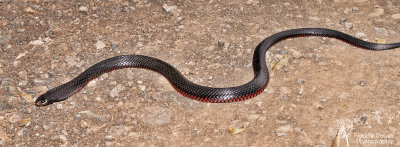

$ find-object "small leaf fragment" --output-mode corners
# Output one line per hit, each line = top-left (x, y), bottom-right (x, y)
(227, 127), (247, 134)
(331, 130), (340, 147)
(19, 119), (31, 127)
(373, 38), (386, 44)
(25, 7), (36, 14)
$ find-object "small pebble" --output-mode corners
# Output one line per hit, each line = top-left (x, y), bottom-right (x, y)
(56, 104), (63, 109)
(308, 16), (320, 21)
(291, 50), (303, 59)
(162, 4), (181, 17)
(373, 27), (388, 36)
(109, 126), (132, 137)
(392, 14), (400, 19)
(360, 81), (366, 86)
(50, 136), (60, 141)
(18, 80), (27, 87)
(344, 22), (353, 29)
(17, 129), (24, 137)
(360, 116), (367, 124)
(17, 29), (25, 33)
(204, 46), (215, 51)
(314, 102), (323, 110)
(298, 86), (304, 95)
(247, 114), (260, 121)
(0, 35), (11, 44)
(65, 56), (77, 67)
(59, 135), (67, 142)
(279, 50), (288, 54)
(343, 8), (350, 14)
(204, 137), (211, 142)
(80, 121), (89, 128)
(43, 37), (52, 42)
(277, 132), (287, 137)
(394, 81), (400, 88)
(276, 120), (287, 124)
(355, 32), (366, 39)
(388, 126), (396, 132)
(25, 7), (36, 14)
(217, 40), (224, 47)
(276, 125), (292, 133)
(8, 114), (22, 123)
(294, 127), (302, 133)
(74, 114), (82, 119)
(16, 51), (27, 60)
(78, 6), (88, 14)
(29, 39), (44, 46)
(18, 71), (27, 78)
(111, 41), (119, 48)
(42, 125), (50, 130)
(255, 101), (262, 107)
(162, 4), (176, 13)
(297, 79), (305, 84)
(117, 102), (123, 107)
(378, 69), (385, 74)
(104, 135), (114, 141)
(339, 18), (347, 24)
(138, 85), (146, 91)
(368, 8), (384, 17)
(94, 41), (106, 50)
(109, 84), (126, 98)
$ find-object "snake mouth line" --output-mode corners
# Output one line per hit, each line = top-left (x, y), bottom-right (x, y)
(35, 101), (43, 107)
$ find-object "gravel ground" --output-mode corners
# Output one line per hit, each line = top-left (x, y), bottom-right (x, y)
(1, 0), (400, 146)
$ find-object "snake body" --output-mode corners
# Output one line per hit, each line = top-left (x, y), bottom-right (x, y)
(35, 28), (400, 106)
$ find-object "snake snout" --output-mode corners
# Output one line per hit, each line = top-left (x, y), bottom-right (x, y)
(35, 97), (49, 107)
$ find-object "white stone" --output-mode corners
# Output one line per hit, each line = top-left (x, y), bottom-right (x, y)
(94, 41), (106, 50)
(29, 39), (44, 46)
(78, 6), (88, 13)
(392, 14), (400, 19)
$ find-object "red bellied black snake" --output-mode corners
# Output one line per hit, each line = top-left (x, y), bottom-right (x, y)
(35, 28), (400, 106)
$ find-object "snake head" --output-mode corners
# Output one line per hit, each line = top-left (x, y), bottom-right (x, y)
(35, 94), (54, 107)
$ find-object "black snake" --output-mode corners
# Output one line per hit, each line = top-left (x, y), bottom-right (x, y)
(35, 28), (400, 106)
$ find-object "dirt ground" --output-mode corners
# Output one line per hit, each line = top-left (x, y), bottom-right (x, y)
(1, 0), (400, 146)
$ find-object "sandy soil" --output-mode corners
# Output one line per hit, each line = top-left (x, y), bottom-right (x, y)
(1, 0), (400, 146)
